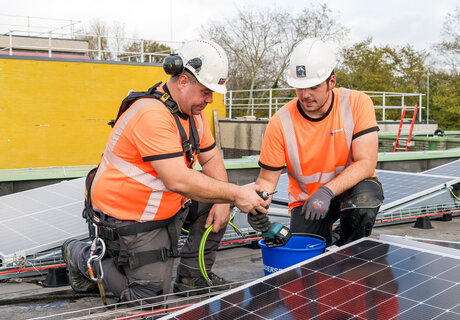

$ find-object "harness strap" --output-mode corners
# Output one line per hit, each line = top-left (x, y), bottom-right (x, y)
(116, 214), (176, 236)
(126, 211), (180, 269)
(162, 84), (200, 166)
(189, 115), (200, 155)
(128, 248), (174, 269)
(87, 204), (188, 269)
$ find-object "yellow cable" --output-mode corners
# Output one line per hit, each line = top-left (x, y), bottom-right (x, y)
(451, 189), (460, 201)
(229, 221), (242, 235)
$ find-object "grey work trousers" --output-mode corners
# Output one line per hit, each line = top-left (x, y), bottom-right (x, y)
(290, 177), (384, 247)
(71, 201), (225, 302)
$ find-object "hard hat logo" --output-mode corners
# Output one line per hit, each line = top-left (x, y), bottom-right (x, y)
(296, 66), (306, 78)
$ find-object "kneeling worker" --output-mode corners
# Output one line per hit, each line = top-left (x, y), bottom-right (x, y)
(251, 38), (384, 246)
(62, 39), (267, 302)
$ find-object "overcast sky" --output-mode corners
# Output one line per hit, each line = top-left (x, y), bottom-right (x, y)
(1, 0), (458, 51)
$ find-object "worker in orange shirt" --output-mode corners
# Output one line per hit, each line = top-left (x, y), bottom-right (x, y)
(62, 39), (267, 303)
(250, 38), (384, 247)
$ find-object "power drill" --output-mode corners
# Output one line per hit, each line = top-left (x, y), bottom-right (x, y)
(256, 191), (292, 248)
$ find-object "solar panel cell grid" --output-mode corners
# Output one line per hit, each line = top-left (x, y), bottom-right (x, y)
(167, 239), (460, 320)
(0, 178), (86, 258)
(271, 169), (457, 210)
(422, 159), (460, 177)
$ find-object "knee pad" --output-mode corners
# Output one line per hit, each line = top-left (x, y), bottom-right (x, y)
(339, 207), (379, 245)
(340, 178), (384, 211)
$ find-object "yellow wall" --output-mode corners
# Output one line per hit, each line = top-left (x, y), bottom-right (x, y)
(0, 57), (226, 169)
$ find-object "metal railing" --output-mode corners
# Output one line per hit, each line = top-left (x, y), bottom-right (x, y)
(0, 29), (182, 62)
(226, 88), (426, 122)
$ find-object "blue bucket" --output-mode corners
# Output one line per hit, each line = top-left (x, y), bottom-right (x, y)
(259, 234), (326, 275)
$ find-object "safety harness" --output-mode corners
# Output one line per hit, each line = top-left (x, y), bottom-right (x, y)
(82, 82), (199, 270)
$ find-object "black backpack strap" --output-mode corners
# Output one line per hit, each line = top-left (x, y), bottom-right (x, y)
(108, 82), (164, 127)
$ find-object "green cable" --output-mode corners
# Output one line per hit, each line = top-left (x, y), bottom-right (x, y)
(451, 188), (460, 201)
(198, 207), (243, 285)
(199, 224), (214, 285)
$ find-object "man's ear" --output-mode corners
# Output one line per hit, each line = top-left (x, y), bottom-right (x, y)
(177, 73), (190, 90)
(328, 74), (336, 90)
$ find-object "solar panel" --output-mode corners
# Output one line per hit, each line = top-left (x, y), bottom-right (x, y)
(422, 159), (460, 177)
(0, 178), (87, 261)
(272, 170), (459, 211)
(380, 235), (460, 256)
(375, 170), (458, 210)
(164, 238), (460, 319)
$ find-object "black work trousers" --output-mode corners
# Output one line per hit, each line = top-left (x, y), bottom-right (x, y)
(71, 201), (225, 303)
(290, 177), (384, 247)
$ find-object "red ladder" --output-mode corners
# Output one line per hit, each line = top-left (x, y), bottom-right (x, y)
(394, 104), (418, 152)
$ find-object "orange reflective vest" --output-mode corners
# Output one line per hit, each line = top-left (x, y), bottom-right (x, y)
(259, 88), (379, 210)
(91, 97), (214, 222)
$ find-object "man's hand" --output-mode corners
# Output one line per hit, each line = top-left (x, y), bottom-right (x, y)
(205, 203), (230, 232)
(247, 212), (271, 232)
(301, 186), (335, 220)
(234, 184), (268, 215)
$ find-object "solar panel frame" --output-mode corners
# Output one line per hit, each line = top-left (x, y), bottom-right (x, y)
(376, 170), (460, 211)
(380, 234), (460, 257)
(0, 178), (87, 261)
(163, 237), (460, 320)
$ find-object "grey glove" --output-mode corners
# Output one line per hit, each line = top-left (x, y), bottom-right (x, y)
(301, 186), (335, 220)
(248, 212), (271, 232)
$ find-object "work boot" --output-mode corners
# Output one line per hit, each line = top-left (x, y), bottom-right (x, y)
(173, 273), (232, 296)
(62, 239), (97, 293)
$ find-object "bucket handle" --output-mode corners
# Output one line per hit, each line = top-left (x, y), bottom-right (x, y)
(291, 233), (326, 248)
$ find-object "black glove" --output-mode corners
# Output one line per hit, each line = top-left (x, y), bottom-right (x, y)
(301, 186), (335, 220)
(247, 213), (271, 232)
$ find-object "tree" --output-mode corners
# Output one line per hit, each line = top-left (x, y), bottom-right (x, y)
(76, 18), (112, 60)
(433, 5), (460, 71)
(202, 3), (348, 92)
(111, 21), (128, 59)
(201, 3), (348, 118)
(429, 6), (459, 130)
(336, 39), (395, 92)
(120, 40), (171, 63)
(429, 71), (460, 130)
(336, 39), (430, 121)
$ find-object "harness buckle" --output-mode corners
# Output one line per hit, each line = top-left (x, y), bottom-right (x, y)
(160, 247), (172, 261)
(160, 93), (170, 102)
(182, 198), (192, 208)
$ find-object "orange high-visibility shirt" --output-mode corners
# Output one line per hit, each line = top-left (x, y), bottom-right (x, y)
(92, 98), (215, 221)
(259, 87), (379, 210)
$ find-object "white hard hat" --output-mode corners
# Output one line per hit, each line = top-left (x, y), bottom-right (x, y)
(286, 38), (337, 89)
(177, 39), (229, 94)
